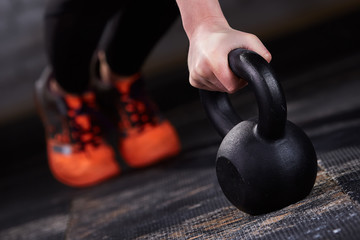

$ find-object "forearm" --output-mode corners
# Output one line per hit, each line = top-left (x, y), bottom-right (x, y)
(176, 0), (230, 39)
(176, 0), (271, 92)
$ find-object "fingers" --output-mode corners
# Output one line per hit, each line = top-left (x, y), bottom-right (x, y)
(210, 52), (247, 93)
(188, 52), (249, 93)
(242, 33), (272, 63)
(189, 66), (247, 93)
(189, 63), (228, 92)
(187, 29), (271, 93)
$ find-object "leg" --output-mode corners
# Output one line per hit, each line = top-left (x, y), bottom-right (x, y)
(37, 0), (181, 187)
(103, 0), (180, 76)
(96, 0), (181, 167)
(37, 0), (130, 187)
(44, 0), (126, 93)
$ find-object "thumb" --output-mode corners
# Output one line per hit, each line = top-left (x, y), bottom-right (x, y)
(242, 34), (272, 63)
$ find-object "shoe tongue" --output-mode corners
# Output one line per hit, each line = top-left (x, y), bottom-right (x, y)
(113, 74), (140, 94)
(65, 92), (95, 109)
(65, 95), (82, 109)
(82, 92), (96, 103)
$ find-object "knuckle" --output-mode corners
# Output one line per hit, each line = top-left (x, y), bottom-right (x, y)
(227, 86), (238, 94)
(189, 75), (202, 88)
(225, 78), (248, 94)
(244, 33), (260, 44)
(189, 76), (196, 87)
(193, 64), (209, 80)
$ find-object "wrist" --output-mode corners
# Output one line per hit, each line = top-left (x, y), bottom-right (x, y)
(187, 16), (230, 40)
(176, 0), (229, 39)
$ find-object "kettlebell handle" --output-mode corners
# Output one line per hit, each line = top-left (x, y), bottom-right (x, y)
(200, 49), (287, 140)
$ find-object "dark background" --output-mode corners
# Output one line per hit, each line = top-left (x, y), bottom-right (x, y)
(1, 1), (360, 238)
(1, 0), (360, 192)
(1, 0), (360, 174)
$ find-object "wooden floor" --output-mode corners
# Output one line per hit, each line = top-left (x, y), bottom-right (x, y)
(1, 50), (360, 240)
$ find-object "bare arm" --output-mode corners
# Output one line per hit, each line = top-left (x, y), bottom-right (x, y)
(176, 0), (271, 93)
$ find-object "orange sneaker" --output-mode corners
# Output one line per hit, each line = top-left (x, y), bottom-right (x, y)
(94, 72), (181, 168)
(35, 68), (121, 187)
(115, 75), (181, 167)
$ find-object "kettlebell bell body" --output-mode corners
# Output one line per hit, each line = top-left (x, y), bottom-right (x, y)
(217, 120), (317, 215)
(200, 49), (317, 215)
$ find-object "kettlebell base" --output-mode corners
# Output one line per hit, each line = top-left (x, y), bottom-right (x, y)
(216, 156), (314, 215)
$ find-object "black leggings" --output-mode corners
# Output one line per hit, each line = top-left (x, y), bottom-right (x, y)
(44, 0), (179, 94)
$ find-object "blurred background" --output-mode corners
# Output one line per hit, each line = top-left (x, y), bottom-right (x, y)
(1, 0), (360, 123)
(1, 0), (360, 238)
(1, 0), (360, 185)
(1, 0), (360, 188)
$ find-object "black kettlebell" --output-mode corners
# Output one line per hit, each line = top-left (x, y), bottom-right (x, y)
(200, 49), (317, 215)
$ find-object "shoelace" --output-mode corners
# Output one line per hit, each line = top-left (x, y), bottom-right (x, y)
(121, 96), (155, 128)
(62, 94), (102, 151)
(116, 80), (158, 134)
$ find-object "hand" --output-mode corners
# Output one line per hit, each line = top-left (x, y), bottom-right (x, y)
(187, 20), (272, 93)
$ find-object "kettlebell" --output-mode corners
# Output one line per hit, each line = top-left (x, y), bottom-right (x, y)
(200, 49), (317, 215)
